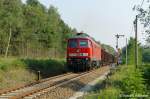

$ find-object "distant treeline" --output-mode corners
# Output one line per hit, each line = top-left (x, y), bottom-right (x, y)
(0, 0), (76, 58)
(121, 37), (150, 64)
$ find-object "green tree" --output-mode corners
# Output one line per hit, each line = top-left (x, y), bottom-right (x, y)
(0, 0), (75, 58)
(136, 4), (150, 44)
(0, 0), (23, 56)
(23, 0), (47, 41)
(122, 37), (142, 65)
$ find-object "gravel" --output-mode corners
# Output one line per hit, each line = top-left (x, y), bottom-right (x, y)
(34, 66), (110, 99)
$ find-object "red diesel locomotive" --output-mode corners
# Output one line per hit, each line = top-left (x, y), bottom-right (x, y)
(67, 33), (115, 72)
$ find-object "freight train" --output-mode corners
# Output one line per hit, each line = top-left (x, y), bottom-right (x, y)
(67, 33), (116, 72)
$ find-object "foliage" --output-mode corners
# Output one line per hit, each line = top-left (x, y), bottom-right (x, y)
(112, 66), (145, 94)
(97, 87), (120, 99)
(21, 58), (67, 78)
(84, 87), (120, 99)
(85, 65), (148, 99)
(0, 0), (75, 58)
(135, 2), (150, 44)
(122, 37), (142, 65)
(142, 47), (150, 63)
(140, 64), (150, 91)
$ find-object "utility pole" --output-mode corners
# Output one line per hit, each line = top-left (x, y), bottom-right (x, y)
(126, 38), (128, 66)
(134, 15), (138, 69)
(115, 34), (124, 65)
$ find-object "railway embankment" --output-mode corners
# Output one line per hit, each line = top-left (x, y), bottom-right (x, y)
(0, 58), (67, 89)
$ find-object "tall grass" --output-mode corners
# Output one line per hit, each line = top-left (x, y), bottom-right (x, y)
(0, 58), (67, 89)
(0, 58), (37, 89)
(109, 65), (146, 95)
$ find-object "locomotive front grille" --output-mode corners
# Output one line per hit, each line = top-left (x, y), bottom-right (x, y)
(67, 58), (89, 65)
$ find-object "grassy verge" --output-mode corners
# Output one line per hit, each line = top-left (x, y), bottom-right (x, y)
(84, 65), (150, 99)
(0, 58), (67, 89)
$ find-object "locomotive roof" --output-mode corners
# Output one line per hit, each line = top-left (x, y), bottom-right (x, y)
(69, 33), (96, 42)
(69, 33), (115, 56)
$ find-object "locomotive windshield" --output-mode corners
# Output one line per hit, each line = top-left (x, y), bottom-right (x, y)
(68, 39), (77, 48)
(79, 40), (88, 47)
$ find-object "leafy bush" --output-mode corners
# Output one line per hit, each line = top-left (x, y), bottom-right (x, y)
(111, 65), (146, 95)
(141, 64), (150, 92)
(86, 65), (147, 99)
(21, 58), (67, 78)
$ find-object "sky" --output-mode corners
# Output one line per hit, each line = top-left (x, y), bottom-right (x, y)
(22, 0), (146, 49)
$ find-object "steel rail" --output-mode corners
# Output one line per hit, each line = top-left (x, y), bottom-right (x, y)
(0, 73), (73, 98)
(19, 70), (97, 99)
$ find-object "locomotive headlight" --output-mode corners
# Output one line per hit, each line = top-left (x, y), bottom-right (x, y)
(69, 53), (77, 56)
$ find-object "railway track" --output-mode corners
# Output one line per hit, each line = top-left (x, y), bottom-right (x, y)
(0, 73), (72, 95)
(0, 69), (99, 99)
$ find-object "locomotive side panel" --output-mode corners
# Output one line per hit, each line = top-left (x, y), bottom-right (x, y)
(90, 40), (101, 68)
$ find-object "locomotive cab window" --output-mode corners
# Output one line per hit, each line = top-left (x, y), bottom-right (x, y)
(79, 40), (88, 47)
(68, 39), (77, 48)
